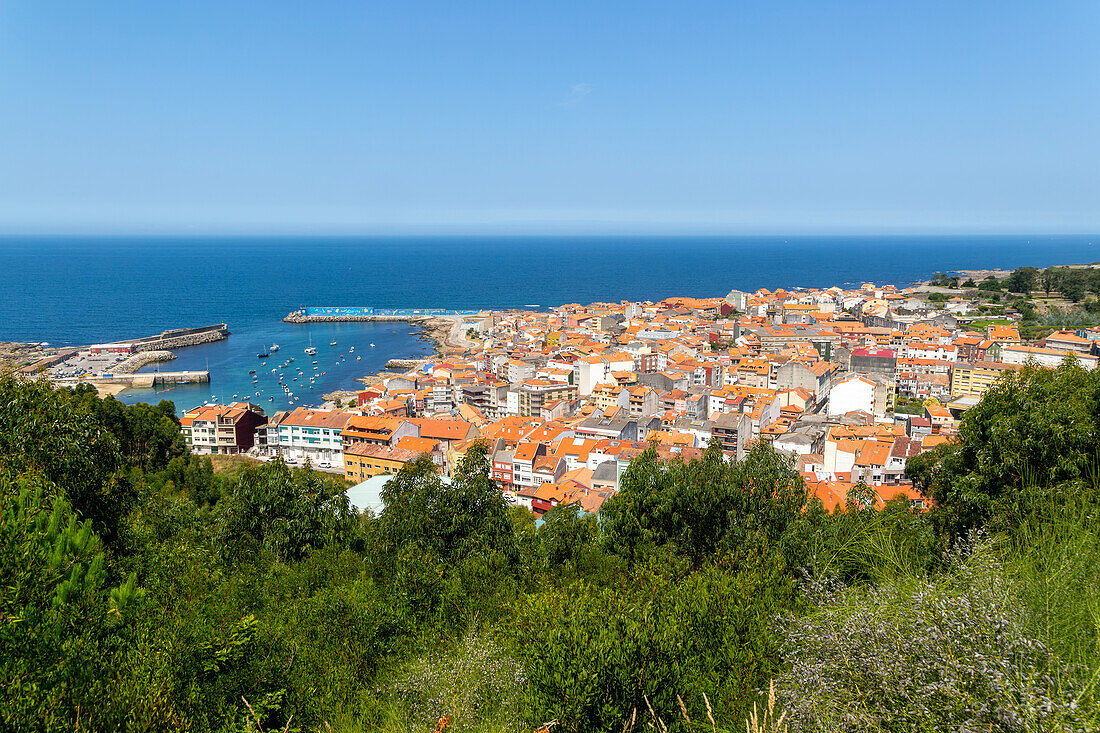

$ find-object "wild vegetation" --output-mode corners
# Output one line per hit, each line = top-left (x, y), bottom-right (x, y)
(929, 264), (1100, 339)
(1, 365), (1099, 732)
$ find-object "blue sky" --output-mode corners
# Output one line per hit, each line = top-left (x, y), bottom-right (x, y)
(1, 1), (1097, 234)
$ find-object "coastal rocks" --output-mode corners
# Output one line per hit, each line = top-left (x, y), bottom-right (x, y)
(384, 358), (427, 370)
(0, 342), (73, 374)
(356, 371), (406, 386)
(115, 350), (176, 374)
(322, 389), (360, 406)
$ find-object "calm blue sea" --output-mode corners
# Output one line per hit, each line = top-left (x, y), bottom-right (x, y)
(6, 235), (1099, 411)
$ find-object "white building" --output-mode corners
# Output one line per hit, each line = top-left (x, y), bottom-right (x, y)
(1000, 345), (1098, 370)
(827, 374), (876, 416)
(271, 408), (352, 467)
(576, 355), (612, 395)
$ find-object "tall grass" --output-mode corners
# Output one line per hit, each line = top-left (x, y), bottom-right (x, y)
(806, 503), (936, 585)
(1003, 497), (1100, 702)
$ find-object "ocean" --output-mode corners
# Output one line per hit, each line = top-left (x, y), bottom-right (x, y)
(6, 234), (1099, 411)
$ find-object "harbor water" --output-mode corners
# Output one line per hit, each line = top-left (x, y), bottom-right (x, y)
(124, 320), (434, 413)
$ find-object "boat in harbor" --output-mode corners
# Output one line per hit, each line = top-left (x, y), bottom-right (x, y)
(305, 331), (317, 356)
(329, 340), (337, 346)
(270, 344), (280, 352)
(257, 346), (269, 358)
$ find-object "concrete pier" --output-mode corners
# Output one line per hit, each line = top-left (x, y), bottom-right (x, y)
(57, 371), (210, 390)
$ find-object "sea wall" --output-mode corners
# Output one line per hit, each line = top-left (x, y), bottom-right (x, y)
(284, 313), (428, 324)
(131, 324), (229, 352)
(284, 307), (479, 322)
(115, 350), (177, 374)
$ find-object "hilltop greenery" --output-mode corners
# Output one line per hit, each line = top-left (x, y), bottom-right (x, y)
(1, 368), (1099, 731)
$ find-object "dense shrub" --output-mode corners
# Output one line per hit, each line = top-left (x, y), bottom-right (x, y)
(515, 551), (796, 732)
(774, 536), (1094, 732)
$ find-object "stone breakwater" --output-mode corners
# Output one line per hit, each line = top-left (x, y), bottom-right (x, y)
(282, 312), (463, 355)
(130, 324), (229, 352)
(283, 312), (422, 324)
(385, 358), (427, 370)
(115, 350), (176, 374)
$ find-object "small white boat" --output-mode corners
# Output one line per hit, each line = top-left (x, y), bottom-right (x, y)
(270, 344), (280, 352)
(330, 340), (337, 346)
(370, 343), (375, 348)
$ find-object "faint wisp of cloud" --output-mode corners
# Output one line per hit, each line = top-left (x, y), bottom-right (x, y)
(560, 83), (593, 107)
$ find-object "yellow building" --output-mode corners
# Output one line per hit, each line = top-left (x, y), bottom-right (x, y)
(344, 443), (425, 482)
(949, 361), (1020, 398)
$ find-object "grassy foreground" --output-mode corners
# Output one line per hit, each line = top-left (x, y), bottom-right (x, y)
(1, 366), (1099, 731)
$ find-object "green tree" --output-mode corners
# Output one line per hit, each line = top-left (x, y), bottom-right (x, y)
(0, 375), (134, 546)
(1004, 266), (1039, 294)
(977, 275), (1001, 292)
(1061, 269), (1089, 302)
(0, 477), (150, 729)
(65, 385), (184, 472)
(1040, 267), (1057, 295)
(379, 442), (516, 562)
(536, 502), (599, 569)
(601, 440), (808, 568)
(910, 359), (1100, 534)
(215, 460), (354, 565)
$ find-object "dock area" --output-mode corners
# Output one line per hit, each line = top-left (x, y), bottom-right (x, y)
(57, 370), (210, 390)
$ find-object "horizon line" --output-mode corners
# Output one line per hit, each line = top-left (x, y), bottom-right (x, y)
(1, 229), (1099, 239)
